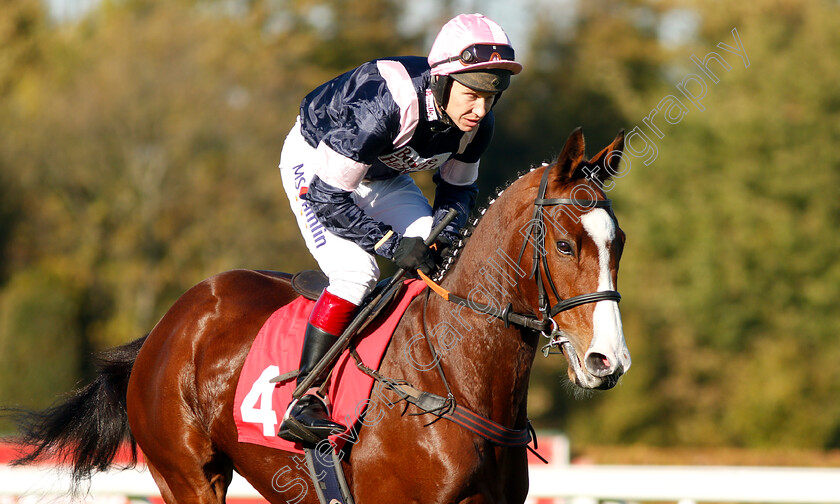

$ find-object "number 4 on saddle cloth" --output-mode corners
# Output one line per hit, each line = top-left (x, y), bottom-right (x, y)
(232, 270), (428, 454)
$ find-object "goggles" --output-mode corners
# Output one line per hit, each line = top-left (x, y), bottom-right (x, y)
(431, 43), (516, 69)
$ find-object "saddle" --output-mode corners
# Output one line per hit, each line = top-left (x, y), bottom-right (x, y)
(291, 269), (402, 313)
(290, 270), (329, 301)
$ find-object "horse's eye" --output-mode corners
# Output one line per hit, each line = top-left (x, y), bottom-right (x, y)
(556, 240), (574, 256)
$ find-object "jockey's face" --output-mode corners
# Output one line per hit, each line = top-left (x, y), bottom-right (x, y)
(444, 80), (496, 132)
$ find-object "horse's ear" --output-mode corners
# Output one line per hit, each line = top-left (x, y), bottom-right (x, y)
(556, 127), (586, 180)
(587, 129), (625, 181)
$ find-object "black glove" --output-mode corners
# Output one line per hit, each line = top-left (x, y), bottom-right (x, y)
(392, 236), (436, 275)
(429, 236), (454, 268)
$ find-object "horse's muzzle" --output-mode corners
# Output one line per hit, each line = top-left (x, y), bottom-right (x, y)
(561, 341), (625, 390)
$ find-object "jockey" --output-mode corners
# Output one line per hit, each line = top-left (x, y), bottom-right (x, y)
(277, 13), (522, 442)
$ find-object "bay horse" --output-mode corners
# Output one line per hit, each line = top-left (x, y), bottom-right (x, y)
(8, 128), (630, 503)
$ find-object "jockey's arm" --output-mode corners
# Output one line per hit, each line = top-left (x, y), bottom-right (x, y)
(303, 173), (401, 259)
(430, 113), (491, 245)
(432, 161), (479, 245)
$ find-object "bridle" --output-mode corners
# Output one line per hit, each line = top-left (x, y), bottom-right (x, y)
(421, 164), (621, 337)
(518, 164), (622, 328)
(379, 164), (623, 453)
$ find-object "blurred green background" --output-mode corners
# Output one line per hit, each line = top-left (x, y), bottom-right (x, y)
(1, 0), (839, 457)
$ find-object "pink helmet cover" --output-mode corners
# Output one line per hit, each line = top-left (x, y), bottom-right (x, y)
(428, 13), (523, 77)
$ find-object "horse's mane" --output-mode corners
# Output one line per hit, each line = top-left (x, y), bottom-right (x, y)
(432, 164), (548, 282)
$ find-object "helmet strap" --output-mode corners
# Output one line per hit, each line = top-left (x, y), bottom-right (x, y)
(490, 91), (503, 109)
(431, 76), (457, 128)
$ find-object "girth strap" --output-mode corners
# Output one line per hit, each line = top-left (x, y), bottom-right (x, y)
(448, 404), (533, 447)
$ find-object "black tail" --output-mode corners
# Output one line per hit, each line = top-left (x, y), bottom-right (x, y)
(5, 335), (147, 488)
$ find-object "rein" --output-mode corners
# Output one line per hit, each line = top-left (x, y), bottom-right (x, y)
(349, 166), (624, 463)
(350, 166), (623, 463)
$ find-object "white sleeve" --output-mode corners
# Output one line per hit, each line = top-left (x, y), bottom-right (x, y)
(313, 141), (371, 191)
(439, 158), (479, 186)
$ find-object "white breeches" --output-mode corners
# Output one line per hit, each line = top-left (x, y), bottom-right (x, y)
(279, 117), (433, 305)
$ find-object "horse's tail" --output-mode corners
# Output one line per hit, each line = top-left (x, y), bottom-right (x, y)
(6, 335), (147, 488)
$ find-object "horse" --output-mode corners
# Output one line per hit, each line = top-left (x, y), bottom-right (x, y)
(7, 128), (630, 504)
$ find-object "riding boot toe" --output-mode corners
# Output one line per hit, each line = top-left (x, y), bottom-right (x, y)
(278, 395), (346, 444)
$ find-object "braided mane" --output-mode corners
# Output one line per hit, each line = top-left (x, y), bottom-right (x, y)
(432, 164), (547, 282)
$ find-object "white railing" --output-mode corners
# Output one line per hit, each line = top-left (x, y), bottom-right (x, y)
(529, 465), (840, 504)
(3, 464), (840, 503)
(0, 465), (261, 499)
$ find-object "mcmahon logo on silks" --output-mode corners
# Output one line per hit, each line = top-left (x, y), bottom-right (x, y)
(300, 200), (327, 249)
(292, 164), (326, 249)
(378, 146), (450, 174)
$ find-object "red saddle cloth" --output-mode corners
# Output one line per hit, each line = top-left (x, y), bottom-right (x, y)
(233, 279), (427, 454)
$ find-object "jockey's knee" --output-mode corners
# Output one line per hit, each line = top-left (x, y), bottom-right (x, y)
(326, 266), (380, 306)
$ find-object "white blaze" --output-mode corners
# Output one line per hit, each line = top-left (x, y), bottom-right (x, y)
(580, 209), (631, 372)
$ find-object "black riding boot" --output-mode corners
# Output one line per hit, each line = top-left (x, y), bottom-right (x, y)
(278, 323), (347, 444)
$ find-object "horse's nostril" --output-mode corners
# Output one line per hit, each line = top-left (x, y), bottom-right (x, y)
(584, 352), (613, 377)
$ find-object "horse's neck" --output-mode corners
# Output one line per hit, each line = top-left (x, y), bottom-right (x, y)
(423, 294), (536, 424)
(421, 212), (539, 425)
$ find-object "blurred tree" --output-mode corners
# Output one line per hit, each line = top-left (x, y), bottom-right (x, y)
(480, 0), (670, 197)
(3, 0), (840, 451)
(0, 0), (49, 285)
(0, 0), (427, 420)
(544, 0), (840, 449)
(0, 269), (84, 413)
